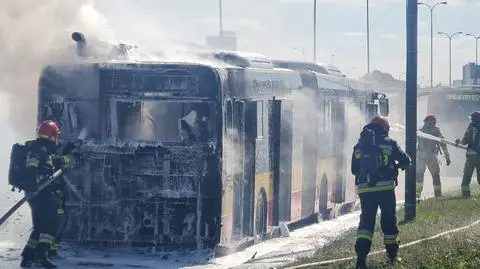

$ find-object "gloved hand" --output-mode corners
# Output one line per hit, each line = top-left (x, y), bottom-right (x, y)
(455, 139), (461, 145)
(52, 156), (66, 169)
(446, 156), (451, 166)
(62, 140), (82, 155)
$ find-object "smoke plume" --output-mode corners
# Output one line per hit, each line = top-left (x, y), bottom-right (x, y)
(0, 0), (114, 139)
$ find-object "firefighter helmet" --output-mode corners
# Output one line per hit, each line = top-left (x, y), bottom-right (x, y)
(37, 120), (61, 142)
(370, 115), (390, 132)
(424, 115), (436, 124)
(470, 111), (480, 122)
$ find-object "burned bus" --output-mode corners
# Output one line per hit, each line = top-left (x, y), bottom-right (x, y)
(36, 34), (389, 252)
(427, 86), (480, 176)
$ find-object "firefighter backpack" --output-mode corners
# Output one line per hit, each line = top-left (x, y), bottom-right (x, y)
(8, 142), (31, 191)
(357, 128), (382, 186)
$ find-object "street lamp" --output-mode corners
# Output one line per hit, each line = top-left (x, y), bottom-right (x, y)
(466, 33), (480, 85)
(437, 31), (463, 87)
(418, 1), (447, 88)
(313, 0), (317, 62)
(366, 0), (370, 74)
(218, 0), (224, 36)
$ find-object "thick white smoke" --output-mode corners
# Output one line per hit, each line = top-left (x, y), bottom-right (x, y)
(0, 0), (116, 244)
(0, 0), (114, 139)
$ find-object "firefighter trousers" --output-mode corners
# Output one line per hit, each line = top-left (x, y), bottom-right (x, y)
(355, 190), (399, 260)
(416, 154), (441, 198)
(461, 155), (480, 198)
(21, 193), (58, 261)
(50, 191), (68, 256)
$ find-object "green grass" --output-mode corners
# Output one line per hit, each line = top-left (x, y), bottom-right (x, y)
(288, 189), (480, 269)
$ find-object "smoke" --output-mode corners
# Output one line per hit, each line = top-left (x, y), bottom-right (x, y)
(284, 88), (367, 203)
(223, 128), (244, 179)
(0, 0), (114, 139)
(387, 92), (471, 197)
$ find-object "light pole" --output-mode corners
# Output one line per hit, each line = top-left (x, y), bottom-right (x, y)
(313, 0), (317, 62)
(366, 0), (370, 74)
(418, 1), (447, 88)
(466, 33), (480, 85)
(219, 0), (224, 36)
(438, 31), (463, 87)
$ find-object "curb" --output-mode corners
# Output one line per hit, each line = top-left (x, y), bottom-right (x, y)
(214, 200), (360, 258)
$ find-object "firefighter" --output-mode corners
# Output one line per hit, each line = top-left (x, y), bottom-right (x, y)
(456, 111), (480, 198)
(416, 115), (450, 198)
(351, 116), (411, 269)
(20, 120), (74, 268)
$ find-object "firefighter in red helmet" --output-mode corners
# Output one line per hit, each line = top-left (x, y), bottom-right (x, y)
(456, 111), (480, 198)
(416, 115), (450, 198)
(20, 120), (75, 268)
(351, 115), (411, 268)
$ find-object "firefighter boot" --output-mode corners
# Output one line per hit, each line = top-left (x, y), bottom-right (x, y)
(462, 188), (471, 199)
(386, 244), (399, 264)
(355, 239), (371, 269)
(432, 174), (442, 197)
(35, 243), (57, 268)
(355, 257), (367, 269)
(20, 247), (35, 268)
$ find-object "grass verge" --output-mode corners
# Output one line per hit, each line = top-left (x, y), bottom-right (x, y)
(288, 190), (480, 269)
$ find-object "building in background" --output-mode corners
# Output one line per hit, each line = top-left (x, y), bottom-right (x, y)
(462, 62), (480, 85)
(206, 31), (237, 51)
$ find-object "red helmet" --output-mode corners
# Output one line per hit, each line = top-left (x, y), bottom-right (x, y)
(424, 115), (436, 124)
(37, 120), (61, 142)
(370, 115), (390, 132)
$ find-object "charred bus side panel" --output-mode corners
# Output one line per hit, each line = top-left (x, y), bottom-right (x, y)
(37, 63), (223, 250)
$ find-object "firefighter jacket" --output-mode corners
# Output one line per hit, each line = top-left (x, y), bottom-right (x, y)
(24, 138), (74, 194)
(460, 122), (480, 155)
(351, 123), (411, 194)
(417, 125), (449, 158)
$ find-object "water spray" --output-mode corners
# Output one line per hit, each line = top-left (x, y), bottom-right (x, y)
(391, 123), (467, 150)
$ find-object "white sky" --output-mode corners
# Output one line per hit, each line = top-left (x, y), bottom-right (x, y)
(91, 0), (480, 85)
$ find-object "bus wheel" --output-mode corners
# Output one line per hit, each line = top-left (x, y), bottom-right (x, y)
(318, 173), (329, 221)
(255, 189), (267, 240)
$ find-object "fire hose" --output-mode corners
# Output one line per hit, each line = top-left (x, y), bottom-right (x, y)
(284, 212), (480, 269)
(0, 169), (63, 227)
(391, 123), (467, 150)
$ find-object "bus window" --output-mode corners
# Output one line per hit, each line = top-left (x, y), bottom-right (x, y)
(263, 101), (269, 138)
(257, 101), (263, 137)
(116, 100), (216, 142)
(324, 100), (332, 131)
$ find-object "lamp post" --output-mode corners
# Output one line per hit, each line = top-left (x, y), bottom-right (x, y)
(438, 31), (462, 87)
(418, 1), (447, 88)
(466, 34), (480, 85)
(219, 0), (224, 36)
(313, 0), (317, 62)
(366, 0), (370, 74)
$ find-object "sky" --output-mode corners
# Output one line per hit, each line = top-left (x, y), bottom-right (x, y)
(0, 0), (478, 138)
(91, 0), (480, 85)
